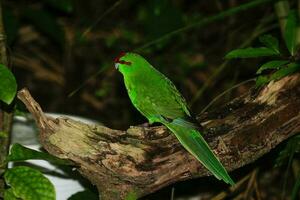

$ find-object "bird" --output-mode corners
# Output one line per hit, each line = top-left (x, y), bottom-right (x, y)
(114, 52), (234, 185)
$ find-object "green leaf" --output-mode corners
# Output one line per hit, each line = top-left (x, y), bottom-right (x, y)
(23, 9), (65, 46)
(42, 0), (73, 13)
(4, 166), (55, 200)
(256, 60), (289, 74)
(4, 188), (18, 200)
(256, 62), (300, 88)
(284, 10), (299, 56)
(0, 64), (17, 104)
(259, 34), (280, 54)
(68, 190), (98, 200)
(225, 47), (279, 59)
(7, 143), (71, 165)
(270, 62), (300, 81)
(255, 75), (269, 87)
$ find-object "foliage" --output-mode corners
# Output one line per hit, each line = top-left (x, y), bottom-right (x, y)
(225, 10), (300, 87)
(4, 188), (18, 200)
(256, 60), (289, 74)
(2, 143), (72, 200)
(0, 64), (17, 105)
(6, 143), (71, 165)
(0, 67), (69, 199)
(225, 47), (279, 58)
(4, 166), (55, 200)
(259, 34), (280, 53)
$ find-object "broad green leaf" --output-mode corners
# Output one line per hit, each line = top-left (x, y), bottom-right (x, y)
(225, 47), (279, 59)
(7, 143), (71, 165)
(284, 10), (298, 56)
(0, 64), (17, 104)
(256, 60), (289, 74)
(68, 190), (98, 200)
(4, 188), (18, 200)
(270, 62), (300, 81)
(42, 0), (73, 13)
(23, 9), (65, 45)
(255, 75), (269, 87)
(4, 166), (55, 200)
(259, 34), (280, 53)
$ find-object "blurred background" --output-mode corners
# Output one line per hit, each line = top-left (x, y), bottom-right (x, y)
(3, 0), (299, 199)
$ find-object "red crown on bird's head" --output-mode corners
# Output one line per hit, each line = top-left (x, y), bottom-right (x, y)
(114, 52), (131, 65)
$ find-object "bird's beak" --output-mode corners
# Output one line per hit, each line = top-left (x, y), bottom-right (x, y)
(115, 63), (119, 70)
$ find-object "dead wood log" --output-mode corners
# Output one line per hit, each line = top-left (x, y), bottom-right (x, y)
(17, 73), (300, 200)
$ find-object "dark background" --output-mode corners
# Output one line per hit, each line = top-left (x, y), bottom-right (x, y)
(3, 0), (298, 199)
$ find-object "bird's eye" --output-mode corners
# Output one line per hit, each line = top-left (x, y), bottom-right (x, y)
(117, 60), (132, 66)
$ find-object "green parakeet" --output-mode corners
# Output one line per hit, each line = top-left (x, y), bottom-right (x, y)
(115, 52), (234, 185)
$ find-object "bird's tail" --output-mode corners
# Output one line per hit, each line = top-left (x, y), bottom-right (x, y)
(164, 118), (234, 185)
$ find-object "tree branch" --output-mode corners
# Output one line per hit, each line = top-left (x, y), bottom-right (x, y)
(17, 73), (300, 200)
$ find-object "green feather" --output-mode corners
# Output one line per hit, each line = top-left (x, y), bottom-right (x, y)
(167, 118), (234, 185)
(115, 52), (234, 185)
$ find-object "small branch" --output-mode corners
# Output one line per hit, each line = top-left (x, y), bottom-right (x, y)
(17, 73), (300, 200)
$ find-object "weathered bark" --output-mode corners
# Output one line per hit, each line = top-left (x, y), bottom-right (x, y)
(17, 73), (300, 200)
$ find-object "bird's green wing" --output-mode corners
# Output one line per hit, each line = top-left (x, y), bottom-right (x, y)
(146, 68), (192, 120)
(164, 77), (191, 117)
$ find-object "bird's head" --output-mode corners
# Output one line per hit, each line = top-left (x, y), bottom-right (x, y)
(114, 52), (149, 75)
